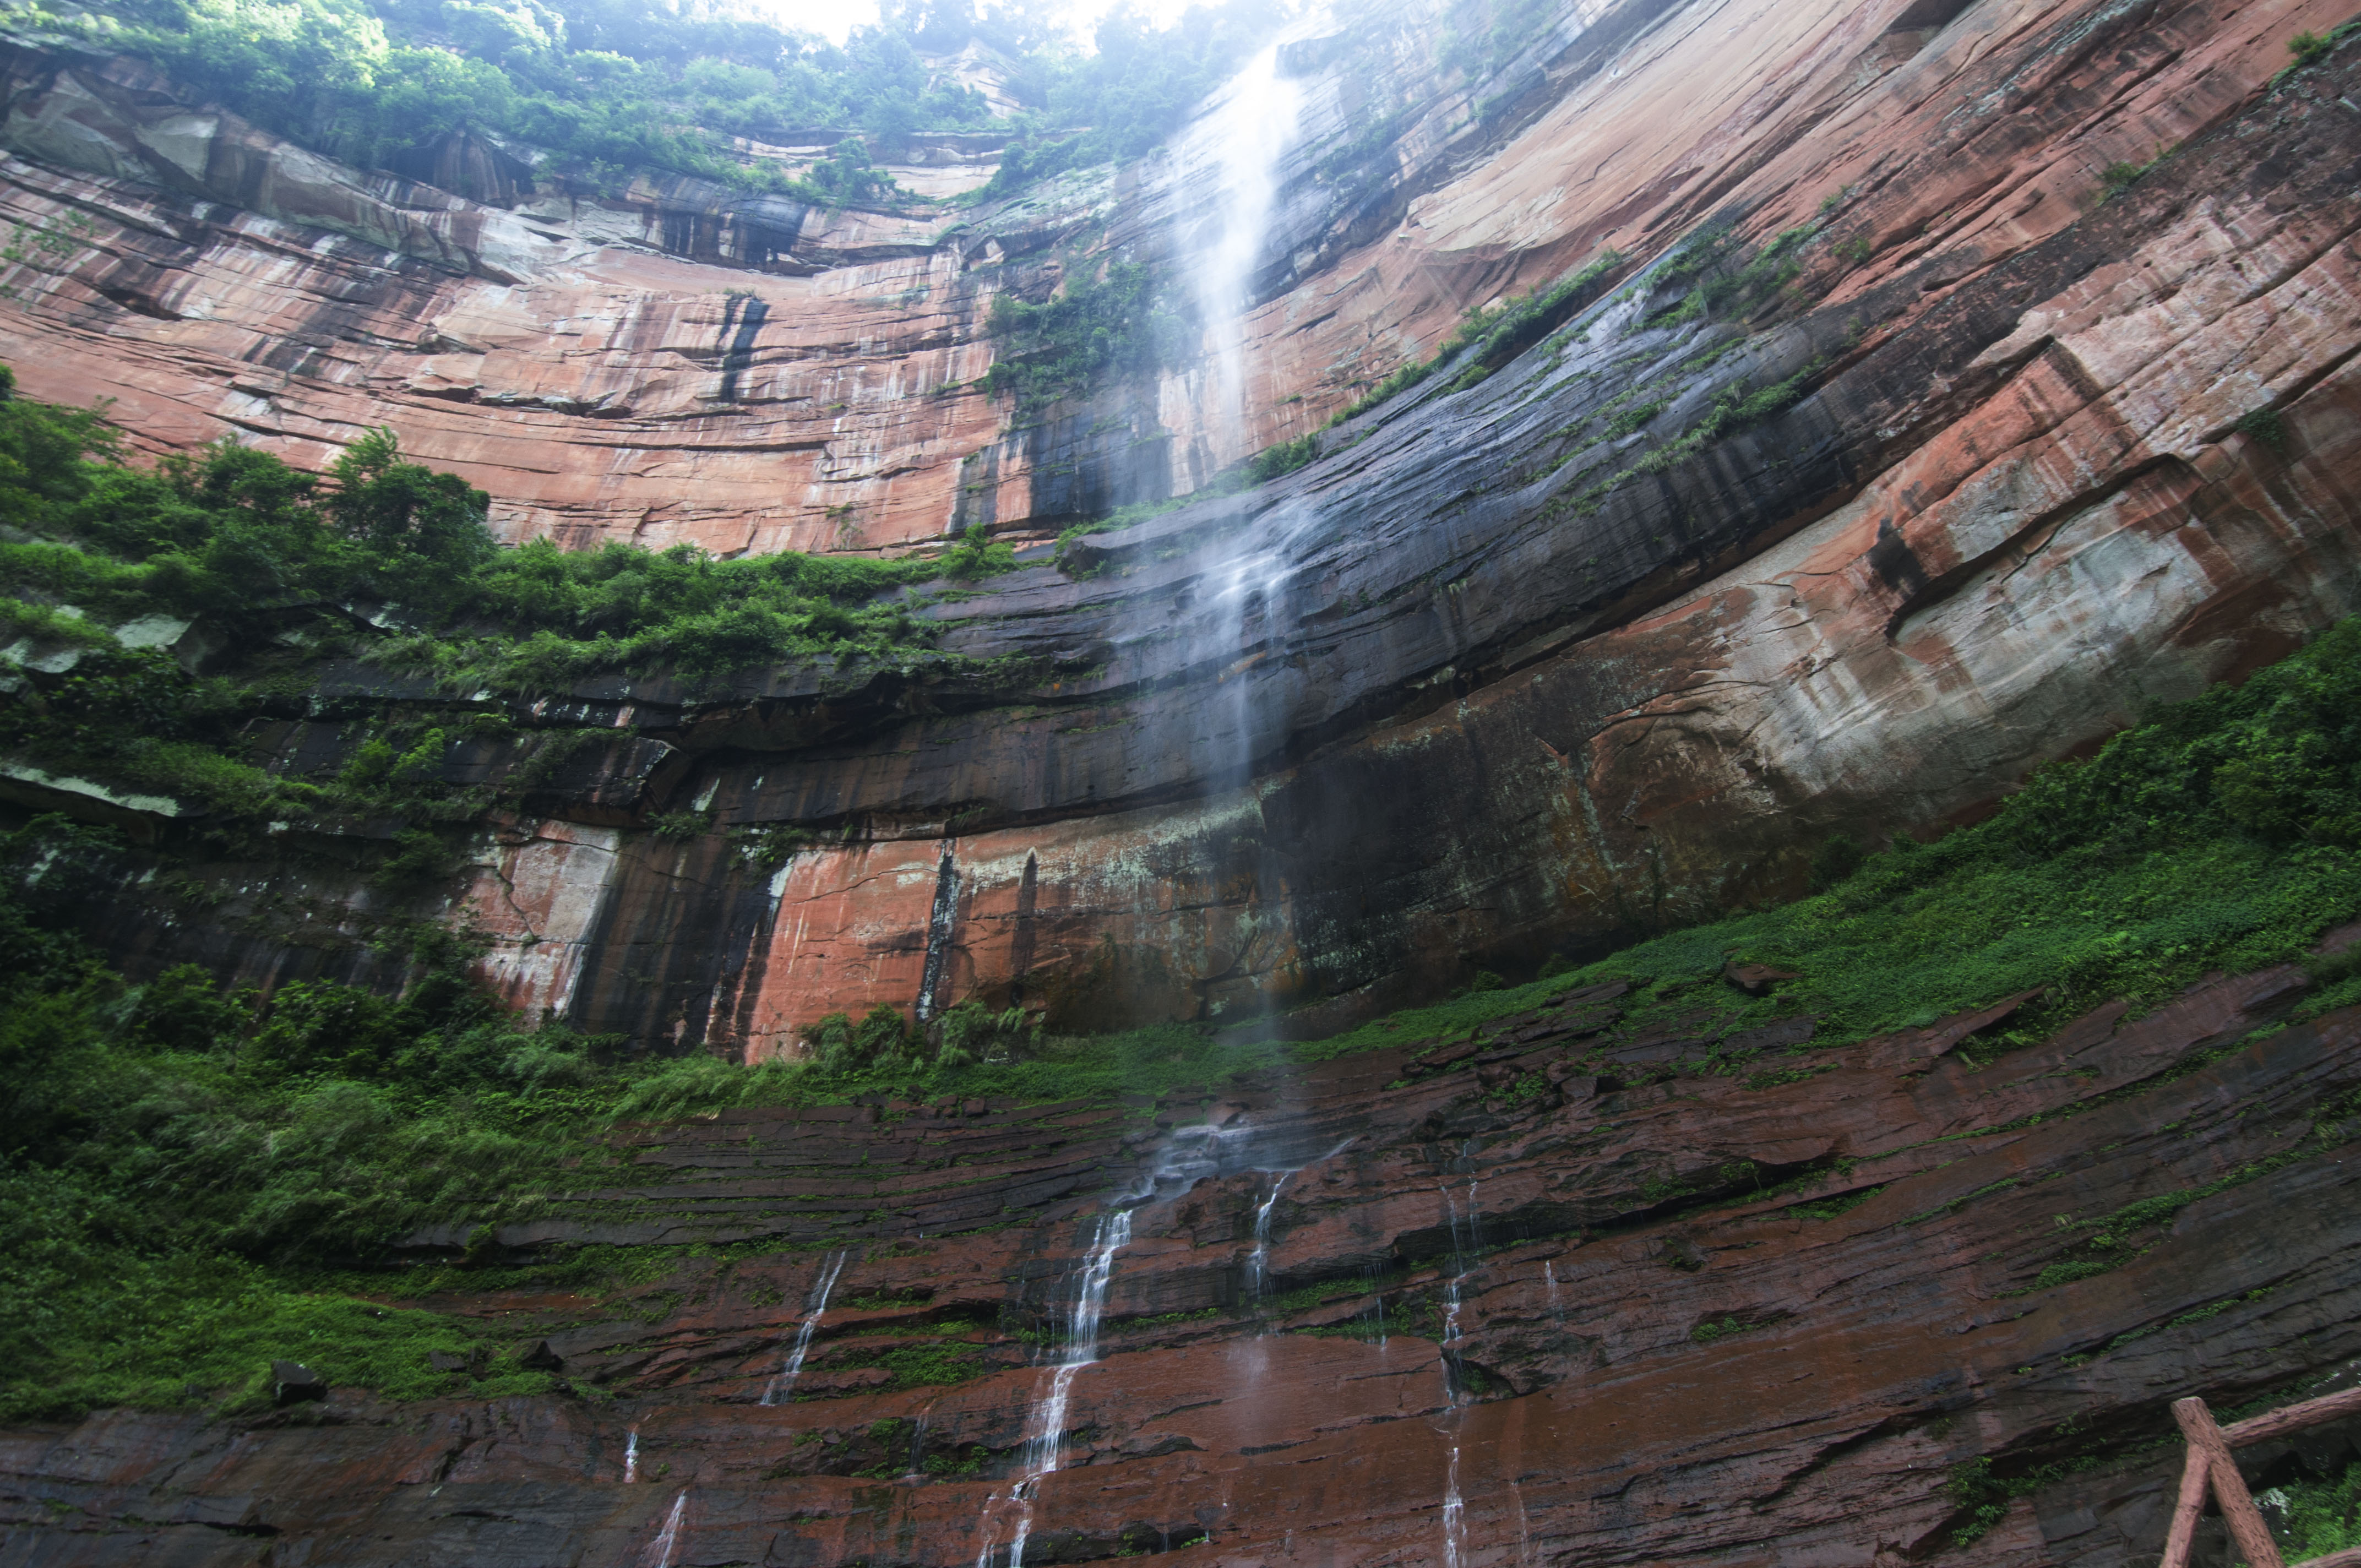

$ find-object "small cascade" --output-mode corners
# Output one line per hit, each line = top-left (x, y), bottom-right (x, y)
(975, 1211), (1135, 1568)
(623, 1425), (638, 1484)
(1244, 1171), (1290, 1302)
(1545, 1260), (1564, 1324)
(1435, 1146), (1483, 1567)
(905, 1413), (931, 1481)
(759, 1249), (848, 1406)
(1441, 1442), (1467, 1568)
(643, 1490), (687, 1568)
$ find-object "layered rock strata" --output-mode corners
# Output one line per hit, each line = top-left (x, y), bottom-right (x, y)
(5, 959), (2358, 1564)
(8, 0), (2361, 1046)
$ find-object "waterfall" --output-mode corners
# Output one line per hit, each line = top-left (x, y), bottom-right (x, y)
(623, 1426), (638, 1484)
(1441, 1441), (1467, 1568)
(905, 1413), (931, 1480)
(971, 1117), (1342, 1565)
(1244, 1171), (1289, 1302)
(1437, 1150), (1483, 1566)
(975, 1211), (1134, 1568)
(643, 1490), (687, 1568)
(1182, 43), (1304, 462)
(760, 1249), (848, 1406)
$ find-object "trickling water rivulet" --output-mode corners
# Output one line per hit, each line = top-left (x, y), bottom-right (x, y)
(971, 1119), (1348, 1565)
(1245, 1170), (1289, 1302)
(643, 1489), (687, 1568)
(1437, 1147), (1484, 1568)
(623, 1425), (638, 1484)
(760, 1249), (848, 1407)
(975, 1212), (1134, 1568)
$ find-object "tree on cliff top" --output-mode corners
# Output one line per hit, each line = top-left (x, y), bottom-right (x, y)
(32, 0), (1292, 198)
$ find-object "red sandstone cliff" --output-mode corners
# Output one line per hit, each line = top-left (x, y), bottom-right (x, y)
(6, 959), (2358, 1564)
(5, 0), (2361, 1053)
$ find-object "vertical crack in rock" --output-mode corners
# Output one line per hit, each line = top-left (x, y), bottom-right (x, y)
(917, 841), (959, 1022)
(1009, 850), (1040, 1005)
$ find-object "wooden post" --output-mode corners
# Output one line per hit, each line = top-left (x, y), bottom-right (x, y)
(2159, 1446), (2210, 1568)
(2173, 1396), (2284, 1568)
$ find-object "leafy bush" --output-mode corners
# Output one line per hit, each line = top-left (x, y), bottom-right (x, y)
(1247, 433), (1319, 484)
(982, 260), (1192, 412)
(802, 1004), (924, 1074)
(2237, 407), (2289, 452)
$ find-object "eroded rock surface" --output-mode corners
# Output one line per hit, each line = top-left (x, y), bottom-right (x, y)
(4, 965), (2357, 1564)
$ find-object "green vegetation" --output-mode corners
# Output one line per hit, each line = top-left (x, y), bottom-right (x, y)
(1640, 222), (1815, 332)
(967, 2), (1290, 200)
(0, 854), (625, 1419)
(982, 258), (1190, 412)
(2267, 1460), (2361, 1558)
(1307, 613), (2361, 1062)
(0, 373), (1001, 833)
(2096, 144), (2170, 203)
(1438, 0), (1555, 92)
(2287, 26), (2347, 68)
(1247, 432), (1320, 483)
(2024, 1084), (2361, 1292)
(1945, 1453), (2107, 1546)
(2237, 406), (2290, 452)
(1689, 1313), (1774, 1344)
(28, 0), (1293, 203)
(1546, 353), (1824, 522)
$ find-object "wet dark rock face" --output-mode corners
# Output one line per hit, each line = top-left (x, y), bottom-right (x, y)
(5, 962), (2357, 1564)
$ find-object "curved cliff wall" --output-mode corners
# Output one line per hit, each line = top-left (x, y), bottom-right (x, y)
(4, 0), (2360, 1049)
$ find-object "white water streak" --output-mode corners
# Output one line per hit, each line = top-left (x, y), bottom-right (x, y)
(760, 1249), (848, 1406)
(1184, 43), (1304, 459)
(976, 1212), (1133, 1568)
(1438, 1157), (1482, 1567)
(643, 1490), (687, 1568)
(623, 1426), (638, 1484)
(1245, 1171), (1290, 1301)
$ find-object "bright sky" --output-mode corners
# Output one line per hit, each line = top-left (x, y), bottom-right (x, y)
(750, 0), (1194, 46)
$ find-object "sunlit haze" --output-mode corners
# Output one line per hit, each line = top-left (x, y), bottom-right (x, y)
(748, 0), (1196, 46)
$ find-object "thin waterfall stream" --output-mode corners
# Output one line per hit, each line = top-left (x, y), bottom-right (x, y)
(975, 1211), (1134, 1568)
(971, 1118), (1348, 1565)
(760, 1249), (848, 1407)
(1437, 1147), (1483, 1567)
(643, 1489), (687, 1568)
(1244, 1170), (1289, 1302)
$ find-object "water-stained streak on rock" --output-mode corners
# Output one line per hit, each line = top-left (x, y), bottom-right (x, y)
(715, 292), (770, 405)
(918, 842), (959, 1023)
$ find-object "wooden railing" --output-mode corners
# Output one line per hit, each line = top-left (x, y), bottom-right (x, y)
(2161, 1390), (2361, 1568)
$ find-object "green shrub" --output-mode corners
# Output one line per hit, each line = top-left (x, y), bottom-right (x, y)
(1809, 832), (1866, 891)
(1248, 434), (1320, 484)
(982, 261), (1191, 413)
(2237, 407), (2289, 452)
